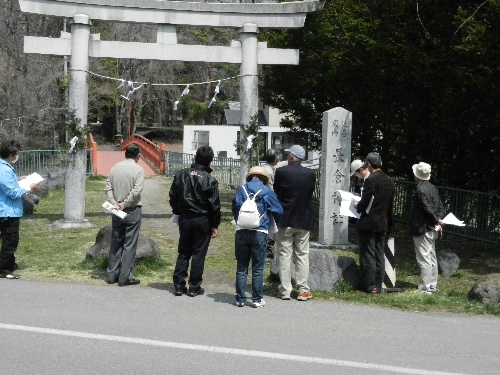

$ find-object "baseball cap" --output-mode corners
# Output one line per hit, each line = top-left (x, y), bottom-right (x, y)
(284, 145), (305, 160)
(350, 159), (364, 176)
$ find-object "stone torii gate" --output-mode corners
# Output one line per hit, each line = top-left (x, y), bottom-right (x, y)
(18, 0), (322, 229)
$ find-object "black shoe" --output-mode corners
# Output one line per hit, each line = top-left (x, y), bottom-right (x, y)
(107, 278), (117, 284)
(118, 279), (140, 287)
(187, 288), (204, 297)
(174, 286), (187, 296)
(266, 248), (274, 259)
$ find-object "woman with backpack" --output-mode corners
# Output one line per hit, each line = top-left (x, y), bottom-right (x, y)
(231, 166), (283, 308)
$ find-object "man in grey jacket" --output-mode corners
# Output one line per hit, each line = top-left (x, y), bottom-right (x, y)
(105, 144), (145, 286)
(410, 162), (444, 294)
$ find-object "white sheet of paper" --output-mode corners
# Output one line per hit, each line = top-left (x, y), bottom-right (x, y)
(102, 201), (127, 219)
(18, 172), (44, 191)
(337, 190), (361, 218)
(442, 212), (466, 226)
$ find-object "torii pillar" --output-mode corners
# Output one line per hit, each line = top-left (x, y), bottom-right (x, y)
(239, 23), (259, 185)
(53, 14), (95, 229)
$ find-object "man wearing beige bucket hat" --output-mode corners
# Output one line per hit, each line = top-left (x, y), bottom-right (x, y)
(410, 162), (444, 294)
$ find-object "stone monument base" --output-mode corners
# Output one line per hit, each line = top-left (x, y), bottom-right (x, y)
(310, 241), (358, 251)
(50, 219), (96, 230)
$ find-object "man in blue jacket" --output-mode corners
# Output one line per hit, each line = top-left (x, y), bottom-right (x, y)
(0, 140), (38, 279)
(232, 166), (283, 308)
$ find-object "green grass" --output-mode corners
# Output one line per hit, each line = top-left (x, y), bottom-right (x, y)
(15, 176), (500, 316)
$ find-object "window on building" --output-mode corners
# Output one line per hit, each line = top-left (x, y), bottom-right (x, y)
(192, 131), (210, 150)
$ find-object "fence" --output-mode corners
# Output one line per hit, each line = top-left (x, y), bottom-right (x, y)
(393, 181), (500, 244)
(16, 150), (93, 177)
(166, 151), (240, 186)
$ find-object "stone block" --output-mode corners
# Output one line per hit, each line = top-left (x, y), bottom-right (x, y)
(86, 225), (160, 262)
(270, 248), (358, 292)
(22, 193), (40, 215)
(468, 273), (500, 304)
(437, 249), (460, 277)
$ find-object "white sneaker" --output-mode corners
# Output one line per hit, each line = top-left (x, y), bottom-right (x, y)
(251, 299), (266, 308)
(235, 300), (245, 307)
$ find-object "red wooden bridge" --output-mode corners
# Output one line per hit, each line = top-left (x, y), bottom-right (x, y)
(88, 134), (166, 176)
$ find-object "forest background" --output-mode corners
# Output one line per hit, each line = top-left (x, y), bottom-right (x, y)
(0, 0), (499, 193)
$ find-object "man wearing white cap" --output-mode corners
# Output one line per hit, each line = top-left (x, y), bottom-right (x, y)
(274, 145), (316, 301)
(351, 158), (370, 195)
(349, 159), (369, 225)
(410, 162), (444, 294)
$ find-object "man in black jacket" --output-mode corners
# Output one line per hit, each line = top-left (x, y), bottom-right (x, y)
(356, 152), (394, 295)
(410, 162), (444, 294)
(274, 145), (316, 301)
(169, 146), (221, 297)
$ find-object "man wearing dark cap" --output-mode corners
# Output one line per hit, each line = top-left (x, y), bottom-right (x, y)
(169, 145), (221, 297)
(105, 144), (144, 286)
(355, 152), (394, 295)
(274, 145), (316, 301)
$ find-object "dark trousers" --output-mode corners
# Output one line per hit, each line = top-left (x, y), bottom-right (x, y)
(0, 218), (20, 272)
(173, 213), (211, 290)
(358, 231), (386, 292)
(107, 206), (142, 284)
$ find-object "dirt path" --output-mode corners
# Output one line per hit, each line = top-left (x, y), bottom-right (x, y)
(141, 176), (236, 295)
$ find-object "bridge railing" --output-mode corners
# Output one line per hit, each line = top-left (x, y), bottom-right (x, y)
(120, 134), (166, 174)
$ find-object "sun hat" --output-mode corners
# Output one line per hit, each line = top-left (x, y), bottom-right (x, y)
(284, 145), (305, 160)
(412, 162), (431, 180)
(246, 166), (270, 182)
(350, 159), (364, 176)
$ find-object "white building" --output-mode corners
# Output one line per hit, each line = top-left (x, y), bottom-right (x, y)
(183, 102), (320, 167)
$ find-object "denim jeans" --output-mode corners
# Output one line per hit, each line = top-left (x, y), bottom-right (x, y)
(235, 230), (268, 303)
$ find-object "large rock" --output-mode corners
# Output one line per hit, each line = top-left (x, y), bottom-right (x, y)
(26, 168), (66, 199)
(86, 225), (160, 262)
(468, 273), (500, 304)
(437, 249), (460, 277)
(270, 248), (357, 291)
(22, 193), (40, 215)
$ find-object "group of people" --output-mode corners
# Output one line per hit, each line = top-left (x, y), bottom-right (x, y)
(106, 143), (316, 308)
(165, 144), (316, 307)
(1, 139), (444, 301)
(351, 152), (444, 295)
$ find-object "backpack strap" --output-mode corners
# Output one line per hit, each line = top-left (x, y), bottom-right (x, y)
(242, 185), (251, 199)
